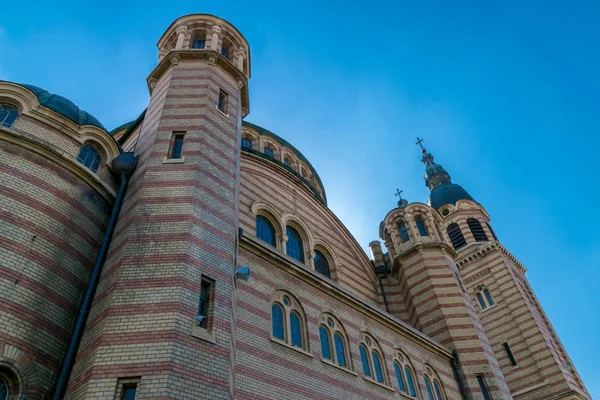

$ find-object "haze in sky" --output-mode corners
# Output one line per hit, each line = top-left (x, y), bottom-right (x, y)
(1, 0), (598, 395)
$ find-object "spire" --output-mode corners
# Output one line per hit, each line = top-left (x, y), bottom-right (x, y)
(415, 137), (451, 191)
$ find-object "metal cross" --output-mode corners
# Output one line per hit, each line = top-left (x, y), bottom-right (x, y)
(415, 137), (425, 149)
(395, 189), (403, 199)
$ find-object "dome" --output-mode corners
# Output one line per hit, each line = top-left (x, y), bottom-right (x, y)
(429, 183), (474, 209)
(7, 82), (107, 131)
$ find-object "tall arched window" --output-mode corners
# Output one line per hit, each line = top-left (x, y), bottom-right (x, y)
(284, 157), (293, 168)
(475, 286), (495, 311)
(0, 376), (8, 400)
(264, 145), (274, 158)
(272, 303), (284, 340)
(286, 226), (305, 263)
(271, 291), (308, 350)
(394, 351), (417, 397)
(398, 221), (410, 243)
(241, 137), (253, 149)
(221, 38), (232, 59)
(468, 218), (488, 241)
(424, 366), (446, 400)
(256, 215), (276, 247)
(487, 222), (498, 241)
(359, 333), (388, 384)
(77, 144), (102, 173)
(0, 104), (19, 128)
(319, 314), (350, 369)
(314, 250), (331, 278)
(191, 31), (206, 49)
(415, 216), (429, 236)
(447, 223), (466, 250)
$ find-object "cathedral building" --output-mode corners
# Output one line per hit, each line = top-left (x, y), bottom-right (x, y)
(0, 13), (591, 400)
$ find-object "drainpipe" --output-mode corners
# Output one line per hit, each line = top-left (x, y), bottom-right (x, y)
(452, 350), (469, 400)
(53, 152), (138, 400)
(374, 265), (390, 313)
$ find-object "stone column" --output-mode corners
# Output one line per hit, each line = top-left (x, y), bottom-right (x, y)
(235, 48), (246, 71)
(210, 25), (222, 50)
(175, 26), (188, 49)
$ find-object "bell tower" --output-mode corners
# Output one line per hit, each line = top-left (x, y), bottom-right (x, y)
(64, 14), (250, 399)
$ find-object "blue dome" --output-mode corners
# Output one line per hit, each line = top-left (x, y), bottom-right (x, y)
(8, 82), (106, 131)
(429, 183), (474, 209)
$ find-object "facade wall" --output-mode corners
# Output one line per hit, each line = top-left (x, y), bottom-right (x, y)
(0, 136), (112, 398)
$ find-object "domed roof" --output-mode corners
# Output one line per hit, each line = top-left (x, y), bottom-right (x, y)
(5, 81), (106, 131)
(429, 183), (474, 209)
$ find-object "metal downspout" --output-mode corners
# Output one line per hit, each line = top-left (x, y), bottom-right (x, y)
(378, 276), (390, 313)
(452, 350), (469, 400)
(53, 153), (137, 400)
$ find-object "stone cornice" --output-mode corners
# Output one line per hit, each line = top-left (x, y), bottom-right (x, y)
(455, 241), (527, 275)
(240, 233), (454, 362)
(146, 49), (250, 117)
(0, 127), (117, 203)
(391, 242), (458, 273)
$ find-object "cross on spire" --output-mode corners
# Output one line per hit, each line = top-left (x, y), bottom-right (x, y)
(395, 188), (403, 199)
(415, 137), (425, 150)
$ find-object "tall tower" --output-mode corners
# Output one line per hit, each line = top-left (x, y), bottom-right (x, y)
(65, 14), (250, 399)
(418, 141), (591, 400)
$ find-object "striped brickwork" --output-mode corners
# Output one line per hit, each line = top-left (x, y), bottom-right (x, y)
(459, 242), (591, 399)
(0, 127), (113, 397)
(239, 155), (381, 305)
(65, 51), (246, 398)
(395, 246), (512, 399)
(236, 237), (462, 400)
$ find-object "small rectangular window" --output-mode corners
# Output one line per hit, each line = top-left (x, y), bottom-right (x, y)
(115, 378), (140, 400)
(503, 342), (518, 366)
(476, 375), (492, 400)
(198, 278), (214, 328)
(217, 90), (228, 114)
(169, 132), (185, 159)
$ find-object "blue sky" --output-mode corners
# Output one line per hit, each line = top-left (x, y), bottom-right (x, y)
(2, 0), (598, 395)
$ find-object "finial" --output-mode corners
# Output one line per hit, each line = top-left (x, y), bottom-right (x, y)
(395, 188), (408, 208)
(415, 137), (424, 150)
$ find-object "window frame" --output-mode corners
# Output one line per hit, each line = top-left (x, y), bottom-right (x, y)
(313, 248), (332, 279)
(475, 286), (496, 311)
(398, 221), (410, 243)
(241, 136), (253, 150)
(359, 333), (389, 386)
(190, 31), (206, 49)
(476, 374), (492, 400)
(424, 365), (446, 400)
(285, 225), (305, 263)
(77, 143), (102, 173)
(196, 276), (215, 329)
(467, 218), (488, 242)
(256, 214), (277, 248)
(0, 103), (19, 128)
(271, 291), (309, 352)
(503, 342), (518, 367)
(217, 90), (228, 114)
(415, 216), (429, 236)
(318, 314), (351, 370)
(393, 351), (418, 397)
(447, 223), (467, 250)
(169, 131), (185, 160)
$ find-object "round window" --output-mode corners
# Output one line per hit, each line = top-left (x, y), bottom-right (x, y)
(441, 208), (450, 216)
(327, 318), (334, 328)
(282, 296), (290, 306)
(365, 337), (371, 346)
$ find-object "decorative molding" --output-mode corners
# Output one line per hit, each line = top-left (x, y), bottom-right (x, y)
(463, 268), (491, 285)
(455, 241), (527, 274)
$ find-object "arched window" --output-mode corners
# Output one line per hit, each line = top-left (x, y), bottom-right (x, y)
(0, 376), (8, 400)
(221, 38), (232, 59)
(487, 222), (498, 241)
(319, 314), (350, 369)
(191, 31), (206, 49)
(290, 312), (303, 348)
(415, 216), (429, 236)
(468, 218), (488, 241)
(286, 226), (305, 263)
(77, 144), (102, 173)
(271, 291), (308, 350)
(241, 137), (253, 149)
(314, 250), (331, 278)
(475, 286), (495, 311)
(394, 351), (417, 397)
(0, 104), (19, 128)
(264, 145), (274, 158)
(256, 215), (276, 247)
(359, 333), (388, 384)
(319, 326), (332, 360)
(398, 221), (410, 243)
(447, 223), (466, 250)
(424, 366), (446, 400)
(284, 157), (293, 168)
(272, 303), (284, 340)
